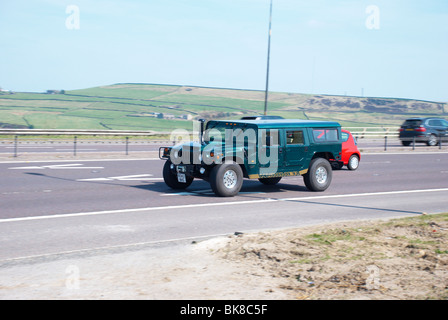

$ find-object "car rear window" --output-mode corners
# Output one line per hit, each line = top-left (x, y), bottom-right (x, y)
(403, 119), (422, 127)
(312, 129), (339, 142)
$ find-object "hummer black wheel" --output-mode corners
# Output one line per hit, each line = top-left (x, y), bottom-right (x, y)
(210, 162), (243, 197)
(303, 158), (332, 192)
(163, 160), (193, 190)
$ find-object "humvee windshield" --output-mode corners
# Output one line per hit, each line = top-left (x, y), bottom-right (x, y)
(204, 122), (257, 144)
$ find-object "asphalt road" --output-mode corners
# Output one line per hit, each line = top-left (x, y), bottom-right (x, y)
(1, 152), (448, 263)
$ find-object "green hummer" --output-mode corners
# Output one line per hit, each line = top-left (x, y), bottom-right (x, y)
(160, 119), (342, 197)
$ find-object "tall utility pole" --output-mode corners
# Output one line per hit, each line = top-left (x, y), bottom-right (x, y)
(263, 0), (273, 116)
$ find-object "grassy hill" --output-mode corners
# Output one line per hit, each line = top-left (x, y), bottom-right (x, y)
(0, 83), (446, 131)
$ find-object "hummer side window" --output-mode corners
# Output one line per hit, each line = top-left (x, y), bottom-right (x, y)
(313, 129), (339, 142)
(286, 130), (304, 145)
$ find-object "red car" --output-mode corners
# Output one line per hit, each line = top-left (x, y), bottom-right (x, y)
(332, 129), (361, 170)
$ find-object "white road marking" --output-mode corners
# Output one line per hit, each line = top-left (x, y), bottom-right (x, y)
(1, 187), (447, 224)
(0, 158), (160, 164)
(9, 163), (104, 170)
(107, 174), (155, 181)
(0, 233), (229, 264)
(77, 174), (163, 182)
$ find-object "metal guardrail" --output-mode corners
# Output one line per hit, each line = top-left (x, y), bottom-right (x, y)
(0, 129), (170, 157)
(1, 127), (444, 157)
(344, 127), (400, 138)
(1, 127), (399, 137)
(344, 127), (447, 151)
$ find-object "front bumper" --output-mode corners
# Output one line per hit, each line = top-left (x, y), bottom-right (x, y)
(168, 162), (210, 180)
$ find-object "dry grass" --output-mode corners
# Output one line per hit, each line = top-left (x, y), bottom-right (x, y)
(216, 213), (448, 299)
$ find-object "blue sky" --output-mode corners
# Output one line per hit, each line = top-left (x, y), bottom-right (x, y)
(1, 0), (447, 102)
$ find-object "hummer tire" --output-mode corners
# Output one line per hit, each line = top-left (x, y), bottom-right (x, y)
(303, 158), (332, 192)
(163, 160), (193, 190)
(210, 162), (243, 197)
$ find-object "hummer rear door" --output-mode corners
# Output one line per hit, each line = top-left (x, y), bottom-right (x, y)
(283, 129), (308, 169)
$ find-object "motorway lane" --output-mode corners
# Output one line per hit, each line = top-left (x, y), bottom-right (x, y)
(1, 188), (448, 262)
(0, 158), (166, 219)
(1, 153), (448, 219)
(0, 153), (447, 261)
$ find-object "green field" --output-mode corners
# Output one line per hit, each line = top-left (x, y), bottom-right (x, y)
(0, 83), (446, 131)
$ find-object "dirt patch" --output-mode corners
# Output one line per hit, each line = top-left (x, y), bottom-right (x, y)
(1, 214), (447, 300)
(214, 213), (448, 299)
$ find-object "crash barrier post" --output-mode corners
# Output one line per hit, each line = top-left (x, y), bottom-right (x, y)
(74, 136), (77, 156)
(14, 135), (18, 158)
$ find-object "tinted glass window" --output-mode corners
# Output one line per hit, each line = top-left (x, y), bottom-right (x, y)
(428, 120), (440, 126)
(403, 119), (422, 127)
(286, 130), (304, 145)
(313, 129), (339, 142)
(341, 132), (349, 142)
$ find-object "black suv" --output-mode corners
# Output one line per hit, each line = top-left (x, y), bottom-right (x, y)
(399, 117), (448, 146)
